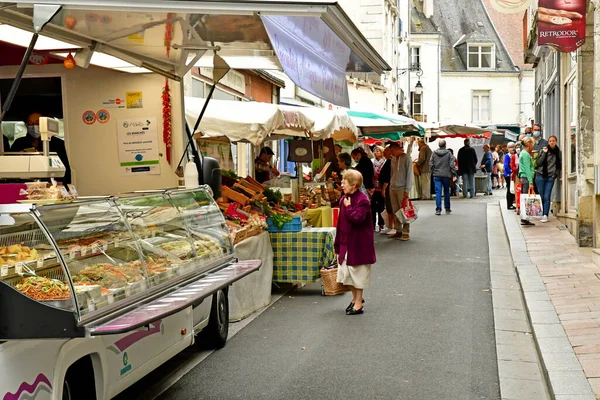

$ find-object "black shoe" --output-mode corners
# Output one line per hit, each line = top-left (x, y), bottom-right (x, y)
(521, 220), (535, 226)
(346, 300), (365, 313)
(346, 307), (364, 315)
(435, 210), (441, 215)
(445, 209), (451, 214)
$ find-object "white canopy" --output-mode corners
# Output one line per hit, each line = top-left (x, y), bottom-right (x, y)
(437, 123), (490, 137)
(185, 97), (358, 145)
(185, 97), (289, 146)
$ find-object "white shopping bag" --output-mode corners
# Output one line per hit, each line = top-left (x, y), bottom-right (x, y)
(520, 188), (543, 219)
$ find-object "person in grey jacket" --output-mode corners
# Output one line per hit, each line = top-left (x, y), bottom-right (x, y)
(430, 140), (457, 215)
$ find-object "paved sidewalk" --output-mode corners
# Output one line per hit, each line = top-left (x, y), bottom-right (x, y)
(500, 204), (598, 399)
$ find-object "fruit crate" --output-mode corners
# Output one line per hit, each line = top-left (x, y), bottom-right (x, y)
(266, 216), (302, 233)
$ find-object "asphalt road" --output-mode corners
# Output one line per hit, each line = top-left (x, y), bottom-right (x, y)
(159, 197), (500, 400)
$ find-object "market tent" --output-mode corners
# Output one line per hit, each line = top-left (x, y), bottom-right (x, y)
(185, 97), (358, 145)
(347, 110), (424, 137)
(436, 123), (491, 138)
(185, 97), (302, 146)
(281, 106), (359, 142)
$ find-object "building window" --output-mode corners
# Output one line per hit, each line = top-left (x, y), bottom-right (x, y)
(472, 90), (491, 123)
(411, 92), (423, 117)
(191, 78), (205, 98)
(546, 50), (557, 78)
(467, 44), (494, 69)
(410, 47), (420, 69)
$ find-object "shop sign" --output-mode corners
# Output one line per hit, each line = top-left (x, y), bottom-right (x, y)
(117, 117), (160, 176)
(261, 15), (351, 108)
(538, 0), (586, 52)
(489, 0), (532, 14)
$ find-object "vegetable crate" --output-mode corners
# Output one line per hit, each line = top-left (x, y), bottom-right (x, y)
(266, 216), (302, 233)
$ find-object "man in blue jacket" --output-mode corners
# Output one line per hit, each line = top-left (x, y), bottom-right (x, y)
(481, 144), (493, 196)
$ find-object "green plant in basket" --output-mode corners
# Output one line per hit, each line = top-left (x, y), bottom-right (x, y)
(270, 213), (293, 228)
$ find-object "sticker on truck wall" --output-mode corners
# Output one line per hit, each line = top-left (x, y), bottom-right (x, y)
(97, 109), (110, 124)
(82, 110), (96, 125)
(3, 373), (52, 400)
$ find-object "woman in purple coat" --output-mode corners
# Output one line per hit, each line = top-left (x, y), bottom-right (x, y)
(335, 169), (377, 315)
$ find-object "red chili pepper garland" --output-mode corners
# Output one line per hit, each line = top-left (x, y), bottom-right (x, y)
(162, 78), (172, 164)
(164, 13), (175, 58)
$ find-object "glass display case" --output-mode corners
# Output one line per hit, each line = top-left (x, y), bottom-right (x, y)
(0, 187), (243, 339)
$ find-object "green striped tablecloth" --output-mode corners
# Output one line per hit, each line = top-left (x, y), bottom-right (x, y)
(269, 227), (336, 283)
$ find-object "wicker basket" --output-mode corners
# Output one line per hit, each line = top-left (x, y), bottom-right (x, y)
(320, 267), (351, 296)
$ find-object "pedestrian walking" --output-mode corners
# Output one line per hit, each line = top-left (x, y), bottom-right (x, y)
(504, 142), (516, 210)
(388, 142), (413, 241)
(378, 146), (395, 235)
(491, 146), (500, 189)
(414, 138), (433, 200)
(448, 148), (458, 196)
(519, 137), (536, 226)
(370, 146), (386, 231)
(534, 135), (561, 223)
(481, 144), (494, 195)
(430, 139), (456, 215)
(457, 138), (478, 198)
(334, 169), (376, 316)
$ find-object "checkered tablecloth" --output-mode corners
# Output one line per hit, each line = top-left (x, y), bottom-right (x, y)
(270, 227), (337, 283)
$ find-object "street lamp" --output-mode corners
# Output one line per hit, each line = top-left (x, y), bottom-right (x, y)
(414, 80), (423, 95)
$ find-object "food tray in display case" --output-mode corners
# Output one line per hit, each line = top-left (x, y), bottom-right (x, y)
(0, 187), (251, 340)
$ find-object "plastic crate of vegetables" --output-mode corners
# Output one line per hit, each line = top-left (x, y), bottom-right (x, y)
(266, 215), (302, 233)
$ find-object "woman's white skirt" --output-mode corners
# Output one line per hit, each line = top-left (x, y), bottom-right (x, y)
(336, 261), (371, 289)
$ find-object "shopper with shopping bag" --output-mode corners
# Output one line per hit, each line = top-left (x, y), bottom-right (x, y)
(334, 169), (376, 315)
(519, 137), (536, 226)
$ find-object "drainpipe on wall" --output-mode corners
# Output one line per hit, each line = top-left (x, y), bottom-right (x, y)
(437, 35), (441, 122)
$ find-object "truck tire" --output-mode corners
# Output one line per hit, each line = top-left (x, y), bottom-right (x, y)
(62, 356), (96, 400)
(202, 289), (229, 349)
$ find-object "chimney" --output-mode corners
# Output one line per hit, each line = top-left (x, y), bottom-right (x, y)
(423, 0), (433, 18)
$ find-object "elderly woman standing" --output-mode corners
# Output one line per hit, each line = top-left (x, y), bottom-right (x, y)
(519, 137), (536, 226)
(335, 169), (376, 315)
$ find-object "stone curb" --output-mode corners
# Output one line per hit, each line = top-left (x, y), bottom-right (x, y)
(498, 203), (595, 400)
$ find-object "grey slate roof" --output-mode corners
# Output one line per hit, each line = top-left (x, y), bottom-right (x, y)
(411, 0), (516, 72)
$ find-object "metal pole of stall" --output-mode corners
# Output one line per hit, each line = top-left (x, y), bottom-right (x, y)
(179, 83), (217, 185)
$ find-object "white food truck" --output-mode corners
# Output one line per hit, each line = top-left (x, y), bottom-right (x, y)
(0, 1), (389, 399)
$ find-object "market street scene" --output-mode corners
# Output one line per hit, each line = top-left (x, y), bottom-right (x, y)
(1, 0), (600, 399)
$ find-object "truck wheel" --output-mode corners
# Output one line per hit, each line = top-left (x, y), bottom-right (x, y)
(202, 289), (229, 349)
(62, 356), (96, 400)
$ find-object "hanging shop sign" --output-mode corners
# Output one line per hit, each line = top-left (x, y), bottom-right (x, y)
(489, 0), (532, 14)
(117, 117), (160, 176)
(538, 0), (586, 52)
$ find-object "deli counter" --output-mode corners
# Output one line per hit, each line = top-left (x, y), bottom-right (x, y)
(0, 187), (260, 339)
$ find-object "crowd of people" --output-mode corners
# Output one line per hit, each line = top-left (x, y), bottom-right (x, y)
(326, 128), (560, 315)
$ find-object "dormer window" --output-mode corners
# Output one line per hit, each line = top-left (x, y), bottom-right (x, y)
(467, 44), (495, 69)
